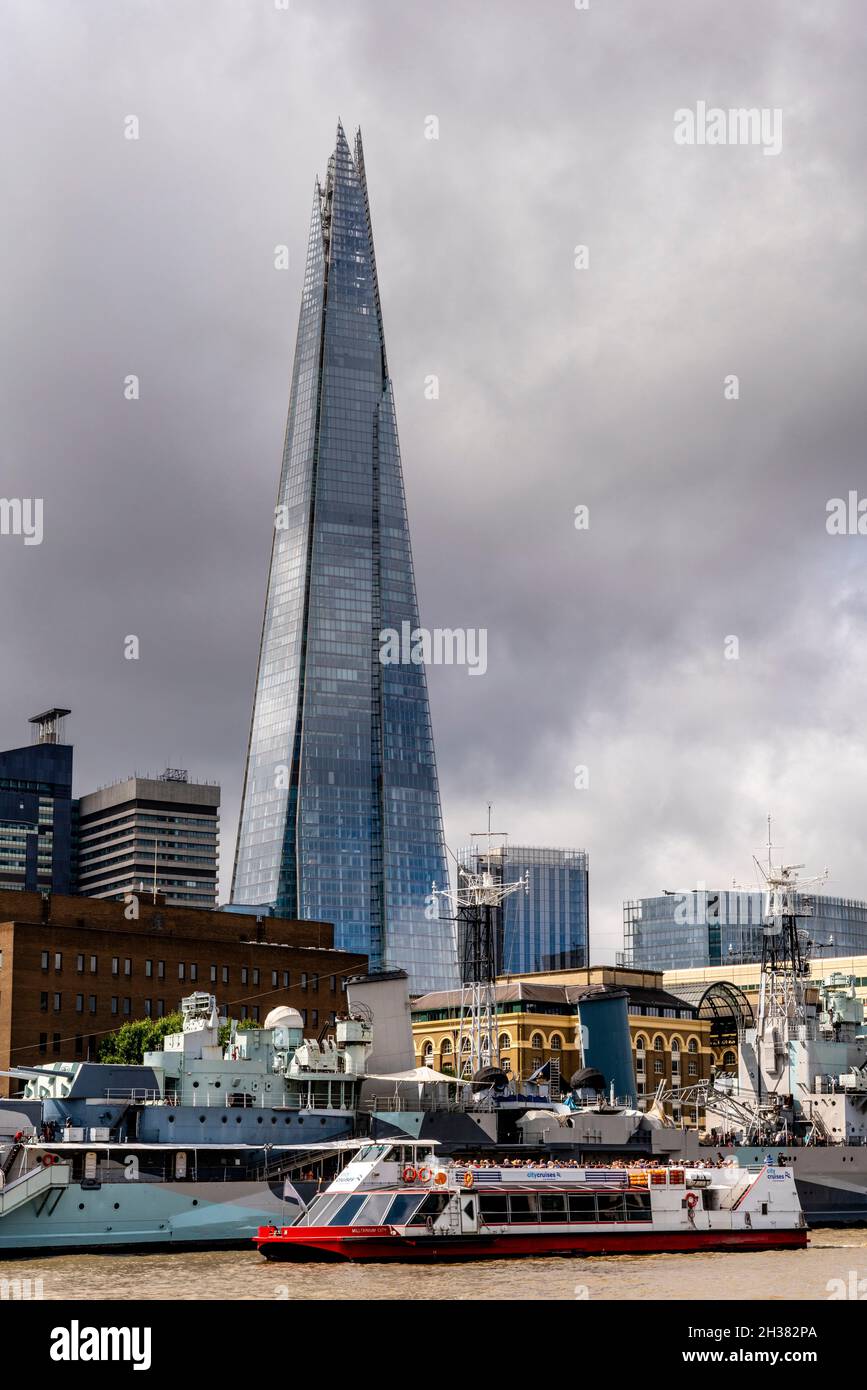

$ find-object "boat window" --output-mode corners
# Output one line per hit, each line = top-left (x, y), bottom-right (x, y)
(302, 1195), (344, 1226)
(382, 1193), (425, 1226)
(597, 1194), (627, 1222)
(354, 1194), (392, 1226)
(407, 1193), (450, 1226)
(355, 1144), (388, 1163)
(478, 1194), (510, 1224)
(327, 1195), (367, 1226)
(624, 1192), (652, 1222)
(507, 1195), (539, 1224)
(568, 1193), (598, 1222)
(538, 1194), (567, 1223)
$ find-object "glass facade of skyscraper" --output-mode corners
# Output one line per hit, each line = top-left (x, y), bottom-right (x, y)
(458, 845), (589, 975)
(0, 714), (74, 894)
(232, 124), (456, 992)
(622, 889), (867, 971)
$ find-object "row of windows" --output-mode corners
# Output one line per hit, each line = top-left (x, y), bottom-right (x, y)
(635, 1035), (700, 1053)
(38, 951), (338, 992)
(421, 1031), (564, 1057)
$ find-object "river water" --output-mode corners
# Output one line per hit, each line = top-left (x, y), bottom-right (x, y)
(5, 1228), (867, 1301)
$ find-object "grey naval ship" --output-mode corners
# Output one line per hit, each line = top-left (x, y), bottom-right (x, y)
(0, 991), (373, 1252)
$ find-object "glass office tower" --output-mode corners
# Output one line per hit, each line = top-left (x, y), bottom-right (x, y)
(457, 845), (590, 975)
(622, 889), (867, 971)
(0, 710), (74, 894)
(232, 124), (456, 992)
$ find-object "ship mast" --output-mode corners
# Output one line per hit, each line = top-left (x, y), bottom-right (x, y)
(752, 815), (829, 1041)
(433, 805), (528, 1078)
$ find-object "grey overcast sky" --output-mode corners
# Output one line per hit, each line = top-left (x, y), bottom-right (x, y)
(1, 0), (865, 960)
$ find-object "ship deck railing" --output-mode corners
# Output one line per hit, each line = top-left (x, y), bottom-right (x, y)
(99, 1088), (351, 1110)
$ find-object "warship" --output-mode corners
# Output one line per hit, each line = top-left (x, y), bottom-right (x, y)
(0, 991), (372, 1251)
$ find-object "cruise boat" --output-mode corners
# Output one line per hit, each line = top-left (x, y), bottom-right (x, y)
(254, 1140), (807, 1262)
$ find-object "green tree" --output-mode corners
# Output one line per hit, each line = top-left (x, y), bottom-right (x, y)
(219, 1018), (262, 1048)
(98, 1012), (183, 1064)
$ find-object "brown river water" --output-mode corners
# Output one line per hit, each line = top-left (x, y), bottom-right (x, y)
(5, 1228), (867, 1300)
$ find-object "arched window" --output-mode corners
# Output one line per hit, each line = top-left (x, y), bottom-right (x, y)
(723, 1050), (736, 1067)
(422, 1040), (434, 1061)
(531, 1033), (544, 1051)
(635, 1035), (646, 1052)
(498, 1033), (511, 1050)
(550, 1034), (562, 1050)
(653, 1035), (664, 1052)
(440, 1038), (452, 1055)
(688, 1038), (698, 1054)
(670, 1037), (681, 1054)
(461, 1037), (471, 1052)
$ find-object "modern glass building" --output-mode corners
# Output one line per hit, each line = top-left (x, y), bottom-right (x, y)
(458, 845), (589, 975)
(622, 889), (867, 971)
(232, 124), (456, 992)
(0, 710), (74, 894)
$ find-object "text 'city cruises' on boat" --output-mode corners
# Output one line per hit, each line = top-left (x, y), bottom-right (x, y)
(254, 1140), (807, 1262)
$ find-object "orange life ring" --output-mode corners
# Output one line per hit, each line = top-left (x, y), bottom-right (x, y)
(463, 1171), (474, 1188)
(434, 1171), (448, 1186)
(416, 1165), (431, 1184)
(41, 1153), (59, 1167)
(402, 1165), (417, 1184)
(686, 1191), (698, 1210)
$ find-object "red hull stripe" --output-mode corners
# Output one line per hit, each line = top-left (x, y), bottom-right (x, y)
(255, 1228), (807, 1262)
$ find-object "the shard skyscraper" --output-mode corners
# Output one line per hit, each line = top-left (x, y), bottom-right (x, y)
(232, 123), (457, 993)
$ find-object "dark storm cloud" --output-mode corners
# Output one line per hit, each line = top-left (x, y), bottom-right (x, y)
(1, 0), (865, 957)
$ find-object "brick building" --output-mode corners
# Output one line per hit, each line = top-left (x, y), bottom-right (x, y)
(0, 889), (366, 1094)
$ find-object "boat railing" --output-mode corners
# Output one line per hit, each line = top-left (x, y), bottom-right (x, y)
(100, 1088), (348, 1111)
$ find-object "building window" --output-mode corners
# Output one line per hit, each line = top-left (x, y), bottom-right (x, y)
(252, 968), (260, 986)
(210, 965), (217, 983)
(241, 967), (248, 985)
(654, 1059), (664, 1074)
(422, 1040), (434, 1061)
(311, 1010), (318, 1027)
(550, 1034), (562, 1051)
(653, 1036), (664, 1052)
(441, 1039), (452, 1056)
(54, 952), (62, 972)
(498, 1033), (511, 1050)
(722, 1050), (736, 1068)
(74, 1035), (83, 1057)
(124, 958), (131, 976)
(41, 951), (49, 970)
(688, 1060), (698, 1077)
(301, 973), (308, 990)
(329, 975), (336, 992)
(123, 998), (131, 1016)
(52, 1033), (60, 1054)
(111, 997), (118, 1015)
(144, 999), (152, 1017)
(39, 1033), (47, 1054)
(76, 954), (84, 973)
(90, 956), (97, 974)
(145, 960), (153, 978)
(530, 1033), (543, 1051)
(252, 1006), (260, 1022)
(688, 1038), (698, 1054)
(158, 961), (165, 980)
(157, 1000), (165, 1017)
(283, 971), (290, 988)
(271, 971), (278, 988)
(179, 963), (186, 981)
(112, 958), (119, 977)
(75, 994), (83, 1013)
(89, 995), (96, 1014)
(53, 992), (61, 1012)
(190, 963), (197, 982)
(221, 966), (228, 984)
